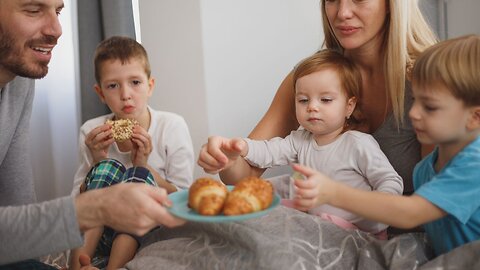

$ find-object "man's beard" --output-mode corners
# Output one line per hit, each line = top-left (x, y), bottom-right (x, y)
(0, 26), (51, 79)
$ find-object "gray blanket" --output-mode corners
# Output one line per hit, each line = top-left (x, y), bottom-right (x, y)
(122, 205), (480, 270)
(122, 176), (480, 269)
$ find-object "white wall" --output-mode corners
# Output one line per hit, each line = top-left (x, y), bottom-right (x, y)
(444, 0), (480, 38)
(31, 0), (79, 201)
(139, 0), (323, 179)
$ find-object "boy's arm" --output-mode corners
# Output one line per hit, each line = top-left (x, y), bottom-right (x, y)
(331, 185), (446, 228)
(293, 164), (447, 229)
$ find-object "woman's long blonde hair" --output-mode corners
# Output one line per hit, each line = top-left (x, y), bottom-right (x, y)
(321, 0), (438, 126)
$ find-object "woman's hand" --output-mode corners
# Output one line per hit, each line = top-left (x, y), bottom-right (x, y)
(197, 136), (248, 174)
(291, 163), (336, 211)
(131, 125), (152, 167)
(85, 124), (114, 164)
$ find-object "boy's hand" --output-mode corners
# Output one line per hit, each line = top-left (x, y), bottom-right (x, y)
(85, 124), (114, 164)
(197, 136), (248, 174)
(291, 163), (336, 212)
(131, 125), (152, 167)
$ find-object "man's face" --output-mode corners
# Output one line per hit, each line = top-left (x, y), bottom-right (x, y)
(0, 0), (64, 81)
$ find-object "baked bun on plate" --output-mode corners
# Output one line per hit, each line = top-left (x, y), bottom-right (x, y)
(188, 178), (228, 216)
(223, 177), (273, 216)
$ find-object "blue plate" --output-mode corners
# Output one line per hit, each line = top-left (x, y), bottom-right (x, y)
(167, 185), (280, 223)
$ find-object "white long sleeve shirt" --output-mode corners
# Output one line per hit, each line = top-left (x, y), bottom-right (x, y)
(72, 107), (194, 196)
(245, 130), (403, 233)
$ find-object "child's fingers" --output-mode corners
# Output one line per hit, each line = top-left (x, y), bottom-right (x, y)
(206, 137), (229, 164)
(295, 186), (318, 200)
(86, 126), (111, 143)
(97, 137), (114, 149)
(294, 177), (316, 189)
(231, 138), (247, 153)
(291, 163), (320, 177)
(131, 135), (151, 152)
(197, 157), (222, 174)
(131, 129), (150, 143)
(197, 145), (224, 170)
(132, 125), (150, 138)
(293, 198), (314, 211)
(131, 138), (144, 149)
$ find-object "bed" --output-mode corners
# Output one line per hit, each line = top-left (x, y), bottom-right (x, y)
(122, 206), (480, 270)
(121, 175), (480, 270)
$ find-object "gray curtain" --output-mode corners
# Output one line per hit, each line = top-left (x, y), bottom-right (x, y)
(77, 0), (136, 124)
(419, 0), (445, 40)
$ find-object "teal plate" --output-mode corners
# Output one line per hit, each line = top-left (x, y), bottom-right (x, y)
(167, 185), (280, 223)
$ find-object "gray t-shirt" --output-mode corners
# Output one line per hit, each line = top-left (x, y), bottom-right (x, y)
(0, 77), (83, 265)
(372, 82), (421, 195)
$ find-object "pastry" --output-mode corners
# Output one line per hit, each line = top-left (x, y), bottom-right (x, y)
(106, 118), (138, 142)
(188, 178), (228, 216)
(223, 177), (273, 216)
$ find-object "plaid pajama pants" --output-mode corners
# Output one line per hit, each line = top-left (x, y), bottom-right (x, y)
(84, 159), (157, 267)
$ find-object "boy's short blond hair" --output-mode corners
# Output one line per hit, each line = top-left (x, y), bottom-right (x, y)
(293, 49), (364, 130)
(413, 35), (480, 106)
(94, 36), (151, 84)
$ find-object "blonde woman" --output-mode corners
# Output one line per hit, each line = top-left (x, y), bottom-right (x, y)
(198, 0), (437, 196)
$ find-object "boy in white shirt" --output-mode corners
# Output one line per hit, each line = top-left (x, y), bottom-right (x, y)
(70, 36), (194, 270)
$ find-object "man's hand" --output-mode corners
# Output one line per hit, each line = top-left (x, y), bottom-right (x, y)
(75, 183), (185, 236)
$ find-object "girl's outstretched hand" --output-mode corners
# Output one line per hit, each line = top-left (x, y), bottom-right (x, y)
(291, 163), (336, 212)
(197, 136), (247, 174)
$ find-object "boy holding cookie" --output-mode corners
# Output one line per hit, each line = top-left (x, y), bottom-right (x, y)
(70, 36), (194, 270)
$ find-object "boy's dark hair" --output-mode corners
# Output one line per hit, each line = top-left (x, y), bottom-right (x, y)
(413, 34), (480, 106)
(94, 36), (151, 84)
(293, 49), (365, 131)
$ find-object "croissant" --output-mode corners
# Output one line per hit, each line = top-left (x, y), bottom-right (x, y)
(223, 177), (273, 216)
(188, 178), (228, 216)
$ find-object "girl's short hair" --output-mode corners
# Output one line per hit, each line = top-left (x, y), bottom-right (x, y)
(94, 36), (151, 83)
(293, 50), (364, 130)
(413, 35), (480, 106)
